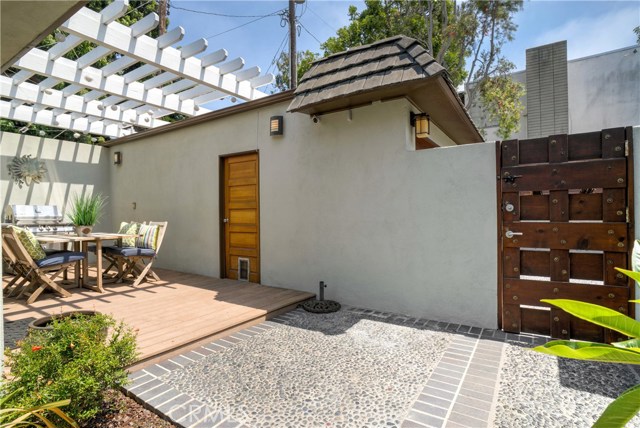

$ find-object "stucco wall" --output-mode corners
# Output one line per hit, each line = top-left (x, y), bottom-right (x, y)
(568, 47), (640, 134)
(110, 98), (498, 328)
(0, 132), (112, 230)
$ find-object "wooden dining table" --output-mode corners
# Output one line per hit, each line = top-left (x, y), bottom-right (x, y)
(36, 232), (138, 293)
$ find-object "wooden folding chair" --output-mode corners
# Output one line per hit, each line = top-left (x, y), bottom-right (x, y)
(106, 221), (167, 287)
(2, 229), (33, 297)
(2, 227), (84, 303)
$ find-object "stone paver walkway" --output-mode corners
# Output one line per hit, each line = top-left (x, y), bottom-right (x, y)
(123, 306), (546, 428)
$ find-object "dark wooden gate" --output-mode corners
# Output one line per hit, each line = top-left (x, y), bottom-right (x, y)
(498, 127), (635, 342)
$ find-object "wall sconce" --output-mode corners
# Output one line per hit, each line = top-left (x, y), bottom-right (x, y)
(270, 116), (283, 136)
(410, 112), (430, 139)
(113, 151), (122, 165)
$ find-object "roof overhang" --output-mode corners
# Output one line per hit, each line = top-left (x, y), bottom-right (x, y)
(1, 1), (84, 73)
(289, 75), (483, 145)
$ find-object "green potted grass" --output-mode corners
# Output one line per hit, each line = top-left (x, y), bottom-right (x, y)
(66, 193), (106, 236)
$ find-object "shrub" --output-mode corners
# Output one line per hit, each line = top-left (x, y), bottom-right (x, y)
(2, 313), (137, 424)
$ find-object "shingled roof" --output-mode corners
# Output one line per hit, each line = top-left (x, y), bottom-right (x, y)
(287, 35), (482, 145)
(288, 35), (446, 112)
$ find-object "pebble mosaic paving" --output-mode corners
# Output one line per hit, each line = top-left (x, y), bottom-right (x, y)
(119, 306), (635, 428)
(123, 307), (528, 427)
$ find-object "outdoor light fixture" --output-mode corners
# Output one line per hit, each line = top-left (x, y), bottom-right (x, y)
(113, 151), (122, 165)
(270, 116), (283, 136)
(410, 112), (430, 139)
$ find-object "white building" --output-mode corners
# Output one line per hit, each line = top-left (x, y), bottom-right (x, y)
(468, 41), (640, 141)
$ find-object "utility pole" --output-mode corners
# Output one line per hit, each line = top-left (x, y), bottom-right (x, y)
(288, 0), (297, 89)
(158, 0), (168, 35)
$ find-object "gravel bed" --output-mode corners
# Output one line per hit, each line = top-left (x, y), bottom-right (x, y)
(494, 343), (640, 428)
(161, 310), (452, 428)
(87, 389), (177, 428)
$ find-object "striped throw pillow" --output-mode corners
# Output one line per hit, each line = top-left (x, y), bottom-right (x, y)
(10, 226), (46, 260)
(135, 224), (158, 250)
(118, 222), (139, 247)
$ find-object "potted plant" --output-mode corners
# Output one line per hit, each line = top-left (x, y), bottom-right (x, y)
(66, 193), (106, 236)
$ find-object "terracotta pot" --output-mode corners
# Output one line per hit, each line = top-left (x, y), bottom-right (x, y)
(28, 310), (102, 332)
(75, 225), (93, 236)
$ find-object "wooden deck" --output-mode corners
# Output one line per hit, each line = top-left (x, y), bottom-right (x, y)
(3, 268), (314, 366)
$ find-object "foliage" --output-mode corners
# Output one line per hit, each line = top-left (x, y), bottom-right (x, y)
(66, 193), (107, 226)
(288, 0), (524, 139)
(635, 26), (640, 44)
(532, 266), (640, 427)
(478, 60), (525, 139)
(274, 50), (320, 91)
(2, 313), (138, 424)
(1, 0), (169, 143)
(0, 388), (78, 428)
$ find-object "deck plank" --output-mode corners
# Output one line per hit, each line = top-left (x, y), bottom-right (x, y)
(3, 268), (314, 361)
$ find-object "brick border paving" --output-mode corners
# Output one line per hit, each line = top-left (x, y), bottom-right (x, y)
(123, 307), (548, 428)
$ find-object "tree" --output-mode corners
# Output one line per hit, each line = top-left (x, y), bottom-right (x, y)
(635, 26), (640, 44)
(1, 1), (169, 143)
(316, 0), (525, 139)
(274, 50), (320, 91)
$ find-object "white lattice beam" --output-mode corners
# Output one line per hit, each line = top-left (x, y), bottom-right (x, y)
(61, 6), (272, 100)
(14, 48), (211, 116)
(0, 76), (169, 129)
(0, 101), (131, 138)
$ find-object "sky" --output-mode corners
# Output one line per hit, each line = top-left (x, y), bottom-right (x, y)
(164, 0), (640, 100)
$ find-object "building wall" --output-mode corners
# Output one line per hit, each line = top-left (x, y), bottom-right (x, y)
(109, 98), (499, 328)
(568, 48), (640, 134)
(0, 132), (112, 230)
(469, 44), (640, 140)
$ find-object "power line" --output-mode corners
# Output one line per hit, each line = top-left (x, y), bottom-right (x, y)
(307, 5), (337, 32)
(203, 14), (278, 40)
(267, 31), (289, 76)
(298, 21), (322, 45)
(172, 5), (283, 19)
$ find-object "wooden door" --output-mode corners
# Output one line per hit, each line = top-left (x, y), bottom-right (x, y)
(222, 152), (260, 283)
(498, 127), (634, 342)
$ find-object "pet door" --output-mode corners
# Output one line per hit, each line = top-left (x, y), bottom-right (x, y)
(238, 257), (250, 281)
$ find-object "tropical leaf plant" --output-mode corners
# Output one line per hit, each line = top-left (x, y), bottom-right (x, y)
(532, 268), (640, 427)
(0, 388), (78, 427)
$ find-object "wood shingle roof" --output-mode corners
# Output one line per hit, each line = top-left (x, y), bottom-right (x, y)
(288, 35), (446, 113)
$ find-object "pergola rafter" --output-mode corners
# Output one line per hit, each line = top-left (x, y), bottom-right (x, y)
(1, 0), (274, 139)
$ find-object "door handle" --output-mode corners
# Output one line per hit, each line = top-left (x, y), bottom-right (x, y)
(223, 218), (229, 223)
(505, 230), (523, 239)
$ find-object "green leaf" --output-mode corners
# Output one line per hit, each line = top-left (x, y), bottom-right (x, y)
(593, 384), (640, 428)
(533, 340), (640, 364)
(614, 338), (640, 349)
(615, 267), (640, 283)
(541, 299), (640, 338)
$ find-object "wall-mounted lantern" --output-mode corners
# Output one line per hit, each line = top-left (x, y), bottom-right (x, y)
(410, 112), (436, 149)
(270, 116), (283, 136)
(410, 112), (430, 139)
(113, 151), (122, 165)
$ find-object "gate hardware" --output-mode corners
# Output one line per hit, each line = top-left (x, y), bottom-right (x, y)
(505, 230), (523, 239)
(502, 175), (522, 183)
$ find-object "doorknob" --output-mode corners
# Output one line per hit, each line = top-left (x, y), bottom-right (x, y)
(223, 218), (229, 223)
(505, 230), (523, 239)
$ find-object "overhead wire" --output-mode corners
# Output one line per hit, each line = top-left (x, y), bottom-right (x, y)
(307, 5), (337, 32)
(298, 21), (322, 45)
(266, 31), (290, 76)
(171, 5), (283, 19)
(203, 13), (283, 40)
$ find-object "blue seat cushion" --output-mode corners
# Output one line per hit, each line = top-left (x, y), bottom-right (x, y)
(104, 247), (156, 257)
(88, 245), (117, 253)
(35, 251), (85, 268)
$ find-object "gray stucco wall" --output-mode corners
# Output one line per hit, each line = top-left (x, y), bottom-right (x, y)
(108, 98), (498, 328)
(0, 132), (112, 229)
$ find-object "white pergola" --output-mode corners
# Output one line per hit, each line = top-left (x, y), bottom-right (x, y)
(0, 1), (274, 139)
